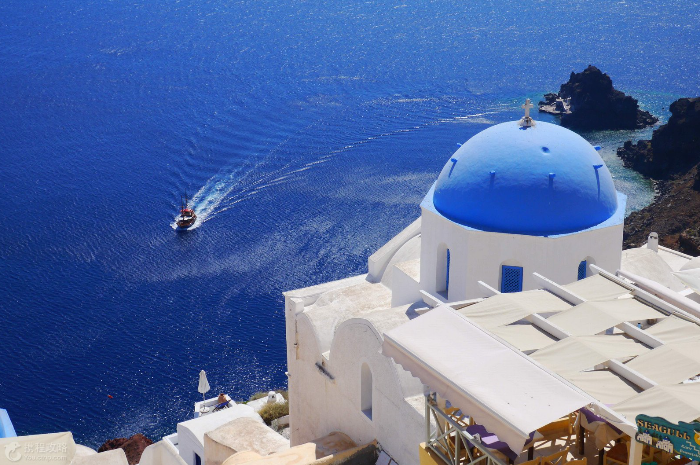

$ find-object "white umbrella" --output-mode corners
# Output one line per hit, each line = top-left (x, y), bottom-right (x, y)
(198, 370), (211, 411)
(674, 268), (700, 294)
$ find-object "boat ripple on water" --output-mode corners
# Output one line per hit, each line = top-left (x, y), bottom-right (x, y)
(177, 195), (197, 229)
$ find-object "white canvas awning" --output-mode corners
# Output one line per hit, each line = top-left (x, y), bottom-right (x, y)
(621, 247), (686, 292)
(680, 257), (700, 271)
(562, 275), (631, 301)
(625, 339), (700, 384)
(644, 315), (700, 343)
(490, 324), (558, 352)
(547, 299), (665, 336)
(382, 306), (593, 455)
(614, 383), (700, 424)
(457, 290), (570, 329)
(673, 268), (700, 294)
(530, 335), (649, 374)
(562, 370), (641, 405)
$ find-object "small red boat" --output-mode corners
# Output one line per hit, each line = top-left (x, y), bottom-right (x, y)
(177, 195), (197, 229)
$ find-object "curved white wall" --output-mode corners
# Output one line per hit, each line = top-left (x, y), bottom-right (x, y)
(420, 208), (624, 300)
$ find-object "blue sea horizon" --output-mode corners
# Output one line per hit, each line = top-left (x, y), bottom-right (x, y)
(1, 0), (698, 448)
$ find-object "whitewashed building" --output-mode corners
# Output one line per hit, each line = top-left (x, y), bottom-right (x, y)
(283, 107), (700, 465)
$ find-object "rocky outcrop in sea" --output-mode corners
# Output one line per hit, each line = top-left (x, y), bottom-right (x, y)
(98, 434), (153, 465)
(619, 98), (700, 252)
(539, 65), (657, 130)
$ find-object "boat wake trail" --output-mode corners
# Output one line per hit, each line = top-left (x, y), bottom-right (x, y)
(170, 170), (243, 230)
(170, 151), (299, 231)
(171, 98), (509, 231)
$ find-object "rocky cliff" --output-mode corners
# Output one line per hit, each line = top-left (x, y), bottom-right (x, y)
(98, 434), (153, 465)
(540, 65), (657, 130)
(619, 98), (700, 252)
(618, 98), (700, 178)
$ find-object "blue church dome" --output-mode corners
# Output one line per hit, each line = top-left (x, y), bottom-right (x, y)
(432, 120), (619, 236)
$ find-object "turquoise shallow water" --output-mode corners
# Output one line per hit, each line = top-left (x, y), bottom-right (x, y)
(0, 0), (698, 448)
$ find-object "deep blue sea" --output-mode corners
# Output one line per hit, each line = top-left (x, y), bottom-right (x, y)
(1, 0), (699, 449)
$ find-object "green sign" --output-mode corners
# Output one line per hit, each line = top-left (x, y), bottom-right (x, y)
(635, 414), (700, 461)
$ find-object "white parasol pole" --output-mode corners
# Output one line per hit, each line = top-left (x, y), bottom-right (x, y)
(198, 370), (211, 413)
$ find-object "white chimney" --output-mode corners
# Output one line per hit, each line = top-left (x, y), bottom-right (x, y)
(647, 232), (659, 252)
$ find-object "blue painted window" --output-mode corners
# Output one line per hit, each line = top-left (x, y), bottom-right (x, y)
(446, 249), (451, 291)
(578, 260), (587, 280)
(501, 265), (523, 293)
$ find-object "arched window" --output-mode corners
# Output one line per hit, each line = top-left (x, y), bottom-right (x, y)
(446, 249), (451, 291)
(436, 243), (450, 294)
(578, 260), (587, 280)
(501, 265), (523, 293)
(361, 363), (373, 419)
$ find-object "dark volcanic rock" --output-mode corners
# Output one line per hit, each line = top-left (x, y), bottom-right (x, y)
(623, 173), (700, 252)
(621, 97), (700, 250)
(617, 98), (700, 179)
(98, 434), (153, 465)
(617, 140), (654, 176)
(541, 65), (657, 130)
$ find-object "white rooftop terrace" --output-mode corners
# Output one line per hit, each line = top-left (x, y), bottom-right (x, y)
(382, 266), (700, 465)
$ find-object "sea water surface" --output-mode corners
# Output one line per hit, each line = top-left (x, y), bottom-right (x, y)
(1, 0), (699, 448)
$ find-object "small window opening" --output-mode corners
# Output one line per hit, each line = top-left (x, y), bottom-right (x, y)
(578, 260), (587, 280)
(446, 249), (451, 291)
(361, 362), (373, 420)
(501, 265), (523, 293)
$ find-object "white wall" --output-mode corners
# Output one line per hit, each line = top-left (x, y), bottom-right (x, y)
(367, 218), (421, 282)
(390, 260), (421, 307)
(176, 424), (203, 465)
(140, 441), (188, 465)
(176, 407), (261, 465)
(285, 304), (425, 465)
(419, 208), (623, 300)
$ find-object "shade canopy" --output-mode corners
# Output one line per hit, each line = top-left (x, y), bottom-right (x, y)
(562, 370), (640, 405)
(382, 306), (592, 454)
(547, 299), (664, 336)
(457, 290), (570, 329)
(490, 324), (557, 352)
(561, 274), (630, 301)
(614, 383), (700, 424)
(625, 340), (700, 385)
(644, 315), (700, 343)
(198, 370), (211, 394)
(680, 257), (700, 271)
(673, 268), (700, 294)
(530, 335), (648, 374)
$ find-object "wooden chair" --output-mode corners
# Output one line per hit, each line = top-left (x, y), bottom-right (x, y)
(603, 440), (653, 465)
(604, 441), (630, 465)
(537, 417), (575, 446)
(444, 407), (471, 429)
(564, 459), (586, 465)
(542, 448), (569, 465)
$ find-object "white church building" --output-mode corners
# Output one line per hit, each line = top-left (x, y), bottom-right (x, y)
(283, 104), (700, 465)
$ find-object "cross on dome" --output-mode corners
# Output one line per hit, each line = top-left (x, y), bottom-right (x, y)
(519, 98), (536, 127)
